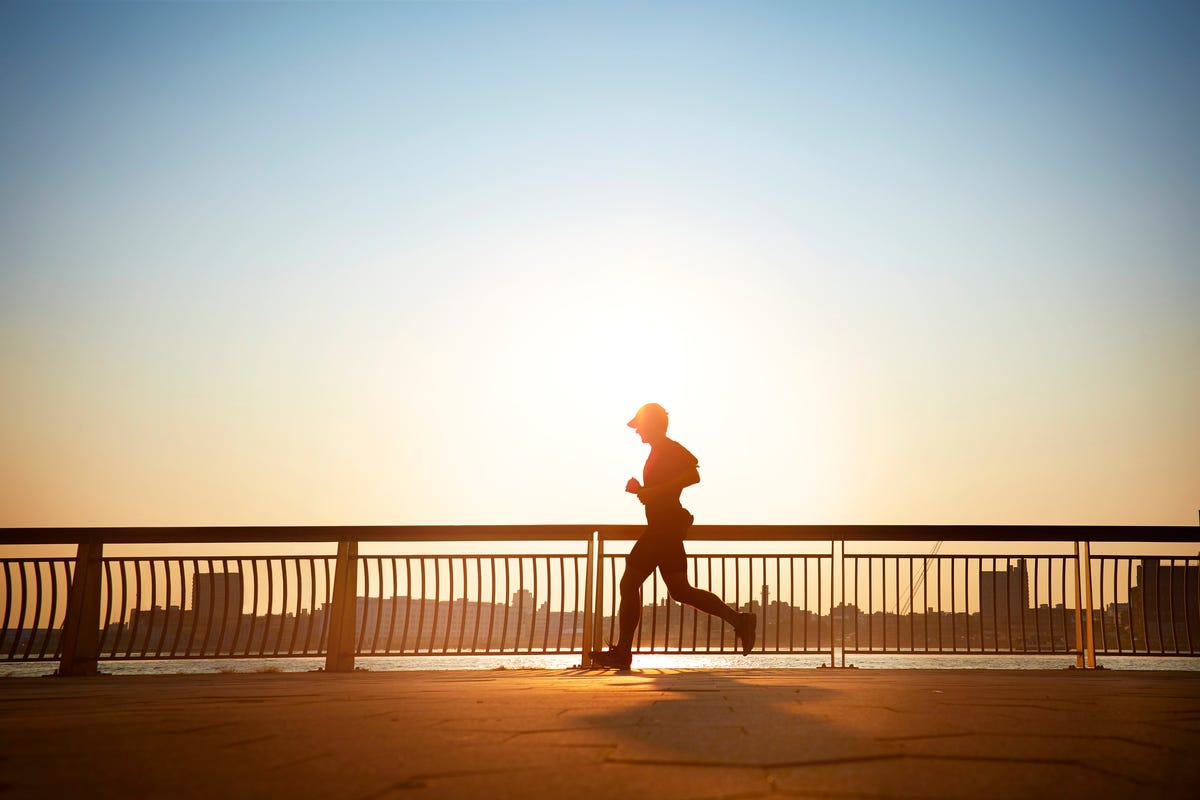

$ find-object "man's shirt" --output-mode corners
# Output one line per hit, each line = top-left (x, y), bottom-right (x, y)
(643, 437), (699, 515)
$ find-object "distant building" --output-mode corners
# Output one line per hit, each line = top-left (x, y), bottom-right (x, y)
(191, 572), (244, 631)
(511, 589), (534, 616)
(1131, 559), (1200, 651)
(980, 559), (1030, 628)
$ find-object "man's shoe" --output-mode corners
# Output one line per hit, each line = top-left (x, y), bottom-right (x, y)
(589, 647), (632, 670)
(735, 612), (757, 656)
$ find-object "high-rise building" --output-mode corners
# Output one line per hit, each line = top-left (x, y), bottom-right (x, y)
(1131, 559), (1200, 651)
(979, 559), (1030, 625)
(191, 572), (244, 630)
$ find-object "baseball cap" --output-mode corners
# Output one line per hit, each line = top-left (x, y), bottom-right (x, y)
(627, 403), (668, 428)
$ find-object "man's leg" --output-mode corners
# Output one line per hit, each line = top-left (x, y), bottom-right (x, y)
(615, 561), (655, 652)
(590, 558), (654, 668)
(662, 570), (757, 655)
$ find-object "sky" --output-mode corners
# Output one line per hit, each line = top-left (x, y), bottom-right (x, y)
(1, 1), (1198, 529)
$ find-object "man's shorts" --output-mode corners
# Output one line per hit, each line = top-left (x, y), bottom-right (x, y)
(626, 508), (694, 575)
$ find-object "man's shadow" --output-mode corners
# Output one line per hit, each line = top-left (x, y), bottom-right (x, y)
(558, 667), (868, 769)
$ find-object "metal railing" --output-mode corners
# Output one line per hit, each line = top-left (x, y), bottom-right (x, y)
(1, 525), (1196, 674)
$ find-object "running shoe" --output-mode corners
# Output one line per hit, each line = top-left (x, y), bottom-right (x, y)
(735, 612), (757, 656)
(589, 646), (632, 670)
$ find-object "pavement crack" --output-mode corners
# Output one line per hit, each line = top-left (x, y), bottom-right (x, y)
(607, 751), (1146, 785)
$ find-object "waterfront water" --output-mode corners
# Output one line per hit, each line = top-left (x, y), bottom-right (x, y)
(4, 652), (1199, 677)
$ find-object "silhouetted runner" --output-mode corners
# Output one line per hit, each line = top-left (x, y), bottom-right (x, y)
(590, 403), (756, 669)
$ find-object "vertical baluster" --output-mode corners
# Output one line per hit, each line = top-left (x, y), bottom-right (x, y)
(777, 561), (787, 652)
(432, 557), (446, 654)
(415, 558), (429, 654)
(949, 557), (957, 653)
(1166, 558), (1178, 654)
(216, 560), (232, 657)
(1098, 558), (1109, 655)
(386, 558), (401, 654)
(372, 557), (386, 655)
(486, 557), (497, 653)
(641, 569), (652, 653)
(260, 559), (275, 657)
(555, 556), (566, 653)
(282, 558), (300, 656)
(356, 557), (372, 656)
(168, 560), (187, 658)
(499, 558), (510, 653)
(1111, 558), (1123, 654)
(302, 557), (318, 655)
(665, 563), (675, 653)
(1, 562), (13, 659)
(1184, 558), (1197, 655)
(140, 560), (157, 658)
(706, 557), (714, 651)
(38, 560), (59, 660)
(245, 559), (261, 656)
(719, 557), (728, 651)
(608, 556), (618, 646)
(519, 556), (530, 653)
(1032, 557), (1042, 653)
(803, 556), (809, 652)
(1055, 555), (1063, 654)
(14, 561), (31, 662)
(401, 558), (414, 654)
(908, 558), (915, 653)
(99, 559), (115, 656)
(931, 556), (940, 652)
(443, 556), (455, 654)
(461, 557), (472, 654)
(788, 557), (795, 653)
(27, 560), (44, 660)
(865, 556), (872, 653)
(883, 556), (892, 652)
(570, 555), (581, 655)
(274, 558), (291, 656)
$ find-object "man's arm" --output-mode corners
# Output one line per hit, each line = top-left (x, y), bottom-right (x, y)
(627, 467), (700, 503)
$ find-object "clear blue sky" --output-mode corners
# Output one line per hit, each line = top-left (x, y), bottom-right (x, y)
(2, 1), (1197, 527)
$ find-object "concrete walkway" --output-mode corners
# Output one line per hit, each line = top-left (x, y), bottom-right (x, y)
(2, 669), (1198, 799)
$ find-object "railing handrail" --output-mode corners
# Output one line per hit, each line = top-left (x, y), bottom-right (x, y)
(0, 523), (1196, 546)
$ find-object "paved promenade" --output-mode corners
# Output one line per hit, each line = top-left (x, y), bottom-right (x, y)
(2, 668), (1198, 799)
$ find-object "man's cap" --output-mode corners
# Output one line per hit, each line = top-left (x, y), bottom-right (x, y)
(627, 402), (668, 428)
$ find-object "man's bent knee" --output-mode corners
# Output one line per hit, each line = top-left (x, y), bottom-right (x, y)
(662, 573), (696, 604)
(620, 572), (649, 596)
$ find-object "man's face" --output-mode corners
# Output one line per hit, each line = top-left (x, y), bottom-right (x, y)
(633, 419), (666, 444)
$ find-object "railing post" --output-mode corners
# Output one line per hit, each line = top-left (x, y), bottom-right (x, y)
(324, 539), (359, 673)
(1082, 540), (1096, 669)
(581, 532), (596, 666)
(58, 540), (103, 676)
(1072, 541), (1086, 668)
(838, 539), (845, 667)
(591, 537), (606, 653)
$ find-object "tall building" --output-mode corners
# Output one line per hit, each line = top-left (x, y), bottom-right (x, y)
(1131, 559), (1200, 651)
(191, 572), (244, 630)
(979, 559), (1030, 626)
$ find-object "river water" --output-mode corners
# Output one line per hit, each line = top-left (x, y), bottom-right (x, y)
(4, 652), (1198, 677)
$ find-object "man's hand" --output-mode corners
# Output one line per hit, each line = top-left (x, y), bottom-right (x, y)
(626, 478), (642, 494)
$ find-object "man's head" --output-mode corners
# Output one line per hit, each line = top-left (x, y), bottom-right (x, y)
(627, 402), (669, 444)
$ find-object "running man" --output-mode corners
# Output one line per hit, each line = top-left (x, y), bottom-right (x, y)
(590, 403), (756, 669)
